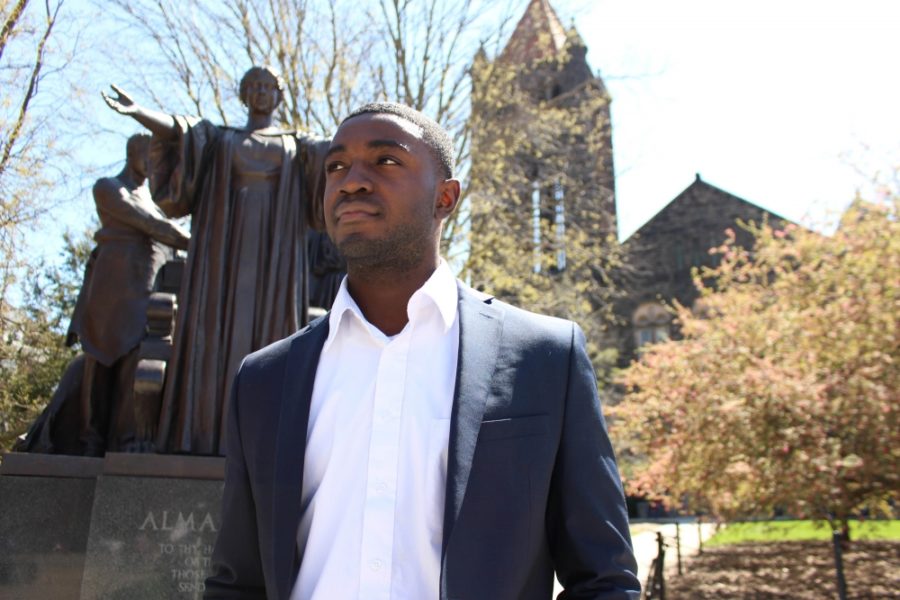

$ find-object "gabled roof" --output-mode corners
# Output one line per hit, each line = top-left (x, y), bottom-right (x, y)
(499, 0), (568, 64)
(626, 174), (793, 242)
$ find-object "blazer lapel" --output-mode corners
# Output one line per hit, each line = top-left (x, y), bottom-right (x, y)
(441, 284), (504, 558)
(271, 317), (329, 600)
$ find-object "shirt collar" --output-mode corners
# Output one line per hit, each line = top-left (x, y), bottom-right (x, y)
(408, 259), (458, 333)
(323, 259), (458, 353)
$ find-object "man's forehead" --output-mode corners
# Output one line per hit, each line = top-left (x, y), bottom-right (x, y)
(334, 112), (424, 145)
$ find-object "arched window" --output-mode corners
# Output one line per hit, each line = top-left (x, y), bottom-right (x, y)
(632, 302), (672, 348)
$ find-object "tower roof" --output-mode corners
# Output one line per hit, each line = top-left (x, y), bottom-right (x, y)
(500, 0), (568, 64)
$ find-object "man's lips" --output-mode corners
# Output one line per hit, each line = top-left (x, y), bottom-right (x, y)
(333, 198), (381, 222)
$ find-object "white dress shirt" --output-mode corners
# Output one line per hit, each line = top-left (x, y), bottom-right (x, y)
(290, 261), (460, 600)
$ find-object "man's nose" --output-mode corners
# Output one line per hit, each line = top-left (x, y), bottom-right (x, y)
(339, 163), (373, 195)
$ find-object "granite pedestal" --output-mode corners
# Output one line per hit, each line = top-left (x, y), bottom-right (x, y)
(0, 452), (225, 600)
(0, 454), (102, 600)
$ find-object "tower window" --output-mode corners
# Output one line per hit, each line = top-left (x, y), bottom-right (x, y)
(532, 180), (541, 274)
(554, 180), (566, 271)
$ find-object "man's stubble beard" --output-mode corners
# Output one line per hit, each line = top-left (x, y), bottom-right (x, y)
(337, 221), (435, 278)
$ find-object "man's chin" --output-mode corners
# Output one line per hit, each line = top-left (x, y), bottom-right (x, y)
(336, 234), (379, 259)
(338, 237), (424, 274)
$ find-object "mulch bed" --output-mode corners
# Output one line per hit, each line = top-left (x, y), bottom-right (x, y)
(665, 540), (900, 599)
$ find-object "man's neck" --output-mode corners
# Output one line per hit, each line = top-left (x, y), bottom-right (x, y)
(346, 258), (440, 336)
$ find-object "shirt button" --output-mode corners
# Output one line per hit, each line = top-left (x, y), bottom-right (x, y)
(374, 481), (388, 493)
(369, 558), (383, 571)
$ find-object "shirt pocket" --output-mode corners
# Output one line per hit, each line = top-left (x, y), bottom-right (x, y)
(477, 414), (549, 441)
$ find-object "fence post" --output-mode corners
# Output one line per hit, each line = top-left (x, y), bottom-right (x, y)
(650, 531), (666, 600)
(831, 530), (848, 600)
(675, 522), (682, 575)
(697, 515), (703, 555)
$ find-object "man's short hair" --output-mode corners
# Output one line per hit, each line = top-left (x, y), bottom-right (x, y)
(342, 103), (455, 179)
(126, 133), (151, 158)
(239, 65), (285, 106)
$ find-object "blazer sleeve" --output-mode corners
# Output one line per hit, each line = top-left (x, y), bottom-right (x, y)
(204, 364), (267, 599)
(547, 323), (641, 599)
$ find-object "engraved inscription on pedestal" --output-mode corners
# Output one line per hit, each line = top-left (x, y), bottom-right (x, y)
(79, 475), (224, 600)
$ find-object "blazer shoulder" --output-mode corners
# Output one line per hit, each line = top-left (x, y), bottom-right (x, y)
(240, 314), (329, 373)
(457, 281), (578, 346)
(490, 296), (577, 340)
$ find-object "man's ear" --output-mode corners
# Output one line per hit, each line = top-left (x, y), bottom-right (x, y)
(434, 179), (461, 219)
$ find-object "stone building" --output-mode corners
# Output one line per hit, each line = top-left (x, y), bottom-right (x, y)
(616, 175), (788, 364)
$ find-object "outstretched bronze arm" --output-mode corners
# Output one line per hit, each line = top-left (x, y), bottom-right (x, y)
(102, 84), (177, 139)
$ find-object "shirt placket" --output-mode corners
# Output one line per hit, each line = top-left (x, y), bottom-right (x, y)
(357, 328), (411, 600)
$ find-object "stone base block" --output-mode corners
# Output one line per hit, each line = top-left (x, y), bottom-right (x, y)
(0, 452), (225, 600)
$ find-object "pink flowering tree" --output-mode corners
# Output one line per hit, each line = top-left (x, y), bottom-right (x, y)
(612, 195), (899, 539)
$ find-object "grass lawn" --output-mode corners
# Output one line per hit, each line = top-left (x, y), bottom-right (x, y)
(707, 519), (900, 546)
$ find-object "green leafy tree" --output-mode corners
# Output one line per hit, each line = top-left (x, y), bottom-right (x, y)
(0, 0), (94, 449)
(612, 195), (900, 538)
(0, 228), (91, 450)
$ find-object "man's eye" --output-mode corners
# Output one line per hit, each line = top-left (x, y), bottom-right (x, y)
(378, 157), (400, 166)
(325, 162), (345, 173)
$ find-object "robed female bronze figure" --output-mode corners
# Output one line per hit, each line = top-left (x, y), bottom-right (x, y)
(104, 67), (327, 455)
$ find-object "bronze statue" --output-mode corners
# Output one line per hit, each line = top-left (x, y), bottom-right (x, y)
(74, 133), (191, 454)
(307, 229), (345, 312)
(102, 66), (329, 455)
(19, 135), (190, 455)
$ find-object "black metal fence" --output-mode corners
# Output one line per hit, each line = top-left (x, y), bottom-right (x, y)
(641, 518), (855, 600)
(643, 531), (666, 600)
(641, 519), (708, 600)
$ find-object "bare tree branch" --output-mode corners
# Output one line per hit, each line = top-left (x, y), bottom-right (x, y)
(0, 0), (30, 62)
(0, 0), (61, 180)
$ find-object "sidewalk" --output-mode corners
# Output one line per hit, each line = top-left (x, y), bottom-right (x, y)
(552, 520), (718, 597)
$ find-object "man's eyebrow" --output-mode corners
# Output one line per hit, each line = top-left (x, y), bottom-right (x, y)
(325, 139), (411, 160)
(368, 139), (412, 153)
(324, 144), (345, 160)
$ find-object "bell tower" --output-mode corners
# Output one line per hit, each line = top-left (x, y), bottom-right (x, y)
(469, 0), (616, 284)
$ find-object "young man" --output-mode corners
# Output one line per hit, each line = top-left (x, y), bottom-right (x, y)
(205, 103), (640, 600)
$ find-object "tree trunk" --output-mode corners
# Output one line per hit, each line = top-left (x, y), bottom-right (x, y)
(831, 529), (849, 600)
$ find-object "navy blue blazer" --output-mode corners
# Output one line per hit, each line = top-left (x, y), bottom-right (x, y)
(205, 283), (640, 599)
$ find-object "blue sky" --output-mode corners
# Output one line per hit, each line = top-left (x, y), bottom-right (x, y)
(569, 0), (900, 239)
(35, 0), (900, 257)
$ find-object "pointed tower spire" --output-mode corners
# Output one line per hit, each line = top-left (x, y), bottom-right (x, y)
(499, 0), (568, 64)
(566, 23), (586, 52)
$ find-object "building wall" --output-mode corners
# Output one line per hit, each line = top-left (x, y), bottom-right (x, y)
(615, 176), (788, 364)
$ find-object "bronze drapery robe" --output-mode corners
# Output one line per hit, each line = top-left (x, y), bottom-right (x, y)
(152, 116), (327, 455)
